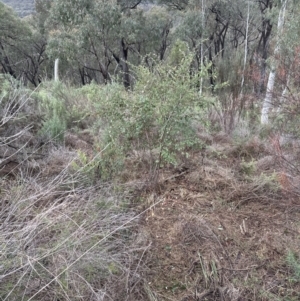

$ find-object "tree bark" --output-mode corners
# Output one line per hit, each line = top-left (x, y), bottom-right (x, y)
(256, 0), (273, 95)
(199, 0), (205, 96)
(120, 38), (130, 89)
(261, 0), (288, 124)
(54, 58), (59, 81)
(240, 0), (250, 95)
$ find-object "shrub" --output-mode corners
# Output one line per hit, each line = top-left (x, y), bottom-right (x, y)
(287, 251), (300, 281)
(35, 81), (94, 141)
(240, 159), (256, 176)
(71, 149), (102, 185)
(93, 55), (210, 179)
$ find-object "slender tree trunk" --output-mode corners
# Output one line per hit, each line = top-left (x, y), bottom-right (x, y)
(240, 0), (250, 95)
(54, 58), (59, 81)
(89, 35), (111, 84)
(79, 66), (86, 85)
(160, 27), (169, 61)
(199, 0), (205, 96)
(207, 37), (215, 91)
(261, 0), (288, 124)
(120, 38), (130, 89)
(257, 20), (272, 95)
(277, 72), (290, 112)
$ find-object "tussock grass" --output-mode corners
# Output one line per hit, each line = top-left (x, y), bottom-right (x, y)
(0, 153), (151, 301)
(0, 83), (151, 301)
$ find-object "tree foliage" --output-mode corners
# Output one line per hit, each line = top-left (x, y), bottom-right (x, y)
(0, 0), (299, 130)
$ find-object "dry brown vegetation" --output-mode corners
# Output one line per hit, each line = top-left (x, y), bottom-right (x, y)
(136, 138), (300, 301)
(1, 82), (300, 301)
(2, 0), (300, 298)
(0, 86), (146, 300)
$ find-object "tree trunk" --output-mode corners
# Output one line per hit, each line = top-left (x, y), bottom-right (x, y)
(54, 58), (59, 81)
(261, 0), (288, 124)
(199, 0), (205, 96)
(120, 38), (130, 89)
(207, 35), (215, 91)
(256, 0), (273, 96)
(240, 0), (250, 95)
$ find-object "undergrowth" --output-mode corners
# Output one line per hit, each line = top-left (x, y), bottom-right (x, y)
(0, 78), (148, 301)
(92, 56), (210, 179)
(0, 168), (146, 301)
(1, 53), (300, 301)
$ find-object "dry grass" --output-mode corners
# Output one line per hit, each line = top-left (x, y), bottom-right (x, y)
(132, 133), (300, 301)
(0, 149), (153, 301)
(2, 85), (300, 301)
(0, 88), (151, 301)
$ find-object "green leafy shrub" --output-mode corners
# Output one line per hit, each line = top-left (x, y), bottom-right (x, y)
(287, 251), (300, 281)
(35, 82), (68, 141)
(0, 74), (19, 98)
(35, 81), (93, 141)
(41, 113), (66, 141)
(240, 159), (256, 176)
(93, 55), (210, 178)
(71, 150), (102, 185)
(0, 74), (32, 107)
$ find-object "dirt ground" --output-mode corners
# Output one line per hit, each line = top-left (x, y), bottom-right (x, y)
(136, 136), (300, 301)
(2, 129), (299, 301)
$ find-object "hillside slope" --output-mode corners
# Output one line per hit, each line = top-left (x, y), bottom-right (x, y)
(0, 0), (35, 17)
(1, 79), (300, 300)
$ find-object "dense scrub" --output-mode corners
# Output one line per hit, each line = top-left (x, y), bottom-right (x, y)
(1, 2), (300, 298)
(1, 48), (300, 300)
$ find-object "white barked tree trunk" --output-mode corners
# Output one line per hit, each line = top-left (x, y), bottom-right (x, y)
(240, 0), (250, 95)
(261, 0), (288, 124)
(54, 58), (59, 81)
(199, 0), (205, 96)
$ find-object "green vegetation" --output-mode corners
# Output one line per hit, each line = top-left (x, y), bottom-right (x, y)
(287, 251), (300, 281)
(1, 1), (300, 301)
(94, 56), (208, 178)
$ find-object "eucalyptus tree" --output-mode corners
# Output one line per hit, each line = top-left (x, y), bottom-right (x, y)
(0, 2), (31, 79)
(46, 0), (159, 87)
(45, 0), (119, 84)
(128, 6), (173, 63)
(171, 0), (252, 92)
(278, 0), (300, 134)
(260, 0), (300, 125)
(19, 1), (53, 86)
(253, 0), (274, 95)
(19, 26), (48, 86)
(118, 7), (146, 88)
(279, 0), (300, 89)
(116, 2), (174, 87)
(0, 2), (47, 86)
(261, 0), (288, 124)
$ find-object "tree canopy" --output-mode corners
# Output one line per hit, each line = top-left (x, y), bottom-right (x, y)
(0, 0), (300, 124)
